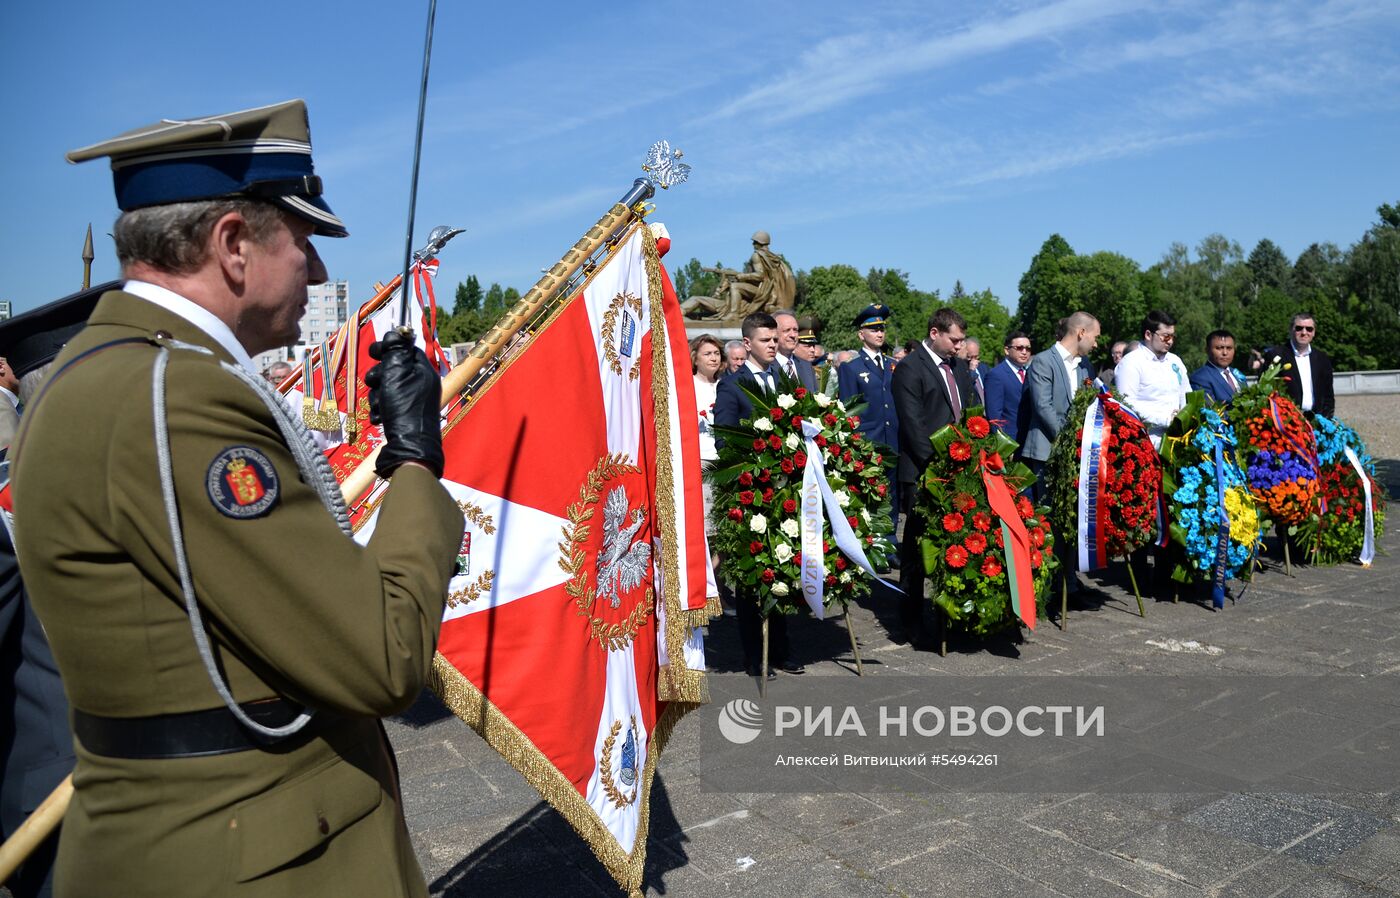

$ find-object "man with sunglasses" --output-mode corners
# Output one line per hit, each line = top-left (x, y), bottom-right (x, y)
(1116, 310), (1188, 448)
(1272, 314), (1334, 418)
(984, 331), (1033, 447)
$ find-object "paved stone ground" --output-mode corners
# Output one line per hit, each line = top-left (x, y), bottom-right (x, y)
(390, 449), (1400, 898)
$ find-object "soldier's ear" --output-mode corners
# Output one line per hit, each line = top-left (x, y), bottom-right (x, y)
(210, 211), (255, 287)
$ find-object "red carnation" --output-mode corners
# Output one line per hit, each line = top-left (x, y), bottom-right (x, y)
(783, 499), (797, 513)
(759, 468), (771, 482)
(972, 512), (992, 532)
(749, 540), (763, 554)
(728, 507), (743, 521)
(943, 513), (965, 533)
(794, 387), (808, 399)
(835, 556), (847, 571)
(781, 458), (795, 474)
(945, 545), (969, 568)
(752, 438), (766, 451)
(762, 488), (774, 502)
(768, 435), (782, 450)
(761, 568), (775, 583)
(739, 490), (754, 505)
(949, 441), (973, 461)
(850, 432), (862, 443)
(790, 415), (803, 428)
(853, 461), (865, 473)
(824, 414), (838, 426)
(847, 515), (859, 528)
(770, 407), (784, 420)
(738, 471), (754, 487)
(876, 483), (888, 497)
(794, 552), (802, 565)
(980, 556), (1003, 577)
(826, 574), (838, 586)
(967, 416), (990, 438)
(815, 435), (828, 447)
(794, 451), (807, 467)
(964, 533), (987, 554)
(849, 414), (861, 427)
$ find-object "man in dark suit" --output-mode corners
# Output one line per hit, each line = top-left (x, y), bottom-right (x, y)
(771, 310), (819, 392)
(984, 330), (1033, 448)
(892, 308), (975, 647)
(838, 304), (900, 535)
(713, 312), (802, 678)
(1189, 329), (1248, 405)
(1269, 313), (1335, 418)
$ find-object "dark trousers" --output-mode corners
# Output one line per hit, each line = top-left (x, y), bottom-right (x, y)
(896, 484), (930, 637)
(736, 591), (788, 671)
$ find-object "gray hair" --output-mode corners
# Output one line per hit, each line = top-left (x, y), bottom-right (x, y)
(114, 199), (285, 275)
(18, 361), (55, 406)
(723, 339), (746, 355)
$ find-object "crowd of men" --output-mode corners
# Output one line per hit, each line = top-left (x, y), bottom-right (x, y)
(692, 304), (1338, 659)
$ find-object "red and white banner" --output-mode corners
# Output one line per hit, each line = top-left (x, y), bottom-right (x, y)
(281, 259), (449, 482)
(351, 223), (711, 894)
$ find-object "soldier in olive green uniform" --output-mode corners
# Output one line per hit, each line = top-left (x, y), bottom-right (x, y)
(12, 101), (464, 897)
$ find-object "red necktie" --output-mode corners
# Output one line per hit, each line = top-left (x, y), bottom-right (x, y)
(939, 361), (962, 421)
(1017, 367), (1026, 384)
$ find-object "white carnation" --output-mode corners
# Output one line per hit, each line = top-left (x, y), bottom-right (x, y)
(774, 543), (794, 563)
(836, 490), (851, 508)
(780, 518), (800, 539)
(777, 393), (796, 409)
(840, 571), (853, 583)
(813, 392), (832, 408)
(836, 400), (847, 413)
(771, 581), (790, 596)
(753, 417), (773, 432)
(749, 514), (768, 534)
(785, 432), (800, 451)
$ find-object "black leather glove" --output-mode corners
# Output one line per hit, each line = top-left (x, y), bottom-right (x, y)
(365, 329), (445, 479)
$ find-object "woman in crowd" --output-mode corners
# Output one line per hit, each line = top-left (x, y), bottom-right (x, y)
(690, 334), (732, 613)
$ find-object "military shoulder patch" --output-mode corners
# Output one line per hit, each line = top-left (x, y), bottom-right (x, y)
(206, 446), (279, 519)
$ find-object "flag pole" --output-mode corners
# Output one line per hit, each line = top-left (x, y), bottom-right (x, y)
(339, 177), (660, 506)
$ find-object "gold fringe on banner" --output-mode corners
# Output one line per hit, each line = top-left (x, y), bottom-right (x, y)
(641, 226), (710, 706)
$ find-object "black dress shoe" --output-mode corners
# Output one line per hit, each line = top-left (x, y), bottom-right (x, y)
(779, 661), (805, 675)
(745, 666), (778, 680)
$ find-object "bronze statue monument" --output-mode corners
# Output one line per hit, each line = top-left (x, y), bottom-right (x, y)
(682, 230), (796, 321)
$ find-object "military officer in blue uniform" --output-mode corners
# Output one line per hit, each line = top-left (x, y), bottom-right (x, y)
(838, 304), (900, 536)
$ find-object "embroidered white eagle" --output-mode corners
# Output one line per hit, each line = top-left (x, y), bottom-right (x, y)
(597, 486), (651, 608)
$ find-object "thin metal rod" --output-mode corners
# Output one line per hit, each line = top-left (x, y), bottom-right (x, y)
(1124, 557), (1145, 617)
(398, 0), (439, 331)
(760, 615), (769, 698)
(844, 608), (864, 676)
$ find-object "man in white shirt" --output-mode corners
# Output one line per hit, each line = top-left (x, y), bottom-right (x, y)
(0, 357), (19, 449)
(1116, 310), (1188, 447)
(1271, 313), (1335, 418)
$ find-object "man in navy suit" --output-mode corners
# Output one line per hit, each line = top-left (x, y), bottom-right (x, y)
(892, 307), (975, 647)
(771, 310), (819, 393)
(984, 330), (1033, 449)
(1189, 330), (1248, 405)
(713, 312), (803, 677)
(838, 304), (900, 535)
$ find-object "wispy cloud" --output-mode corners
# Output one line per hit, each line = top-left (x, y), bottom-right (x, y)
(699, 0), (1147, 125)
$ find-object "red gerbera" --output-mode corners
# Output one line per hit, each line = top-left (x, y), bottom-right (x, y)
(980, 556), (1003, 577)
(949, 441), (973, 462)
(972, 512), (992, 532)
(945, 545), (969, 568)
(966, 416), (990, 438)
(964, 533), (987, 554)
(943, 513), (965, 533)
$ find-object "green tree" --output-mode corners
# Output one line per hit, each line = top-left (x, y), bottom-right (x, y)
(948, 288), (1010, 356)
(1015, 234), (1075, 349)
(797, 264), (876, 349)
(453, 275), (482, 316)
(1344, 201), (1400, 368)
(1293, 242), (1344, 296)
(482, 282), (506, 316)
(1246, 239), (1292, 294)
(672, 258), (723, 300)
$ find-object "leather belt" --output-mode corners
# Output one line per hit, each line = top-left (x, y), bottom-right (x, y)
(73, 700), (323, 760)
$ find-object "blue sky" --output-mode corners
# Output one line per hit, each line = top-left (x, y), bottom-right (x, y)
(3, 0), (1398, 315)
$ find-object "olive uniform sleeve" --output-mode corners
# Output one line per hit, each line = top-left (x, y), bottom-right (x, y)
(108, 352), (464, 718)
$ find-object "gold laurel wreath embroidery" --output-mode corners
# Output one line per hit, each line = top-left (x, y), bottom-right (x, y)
(457, 500), (498, 535)
(558, 453), (654, 651)
(599, 716), (639, 808)
(600, 291), (643, 381)
(447, 570), (496, 609)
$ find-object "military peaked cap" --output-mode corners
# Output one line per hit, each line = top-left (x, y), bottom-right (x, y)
(853, 304), (891, 328)
(66, 99), (347, 238)
(0, 281), (117, 378)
